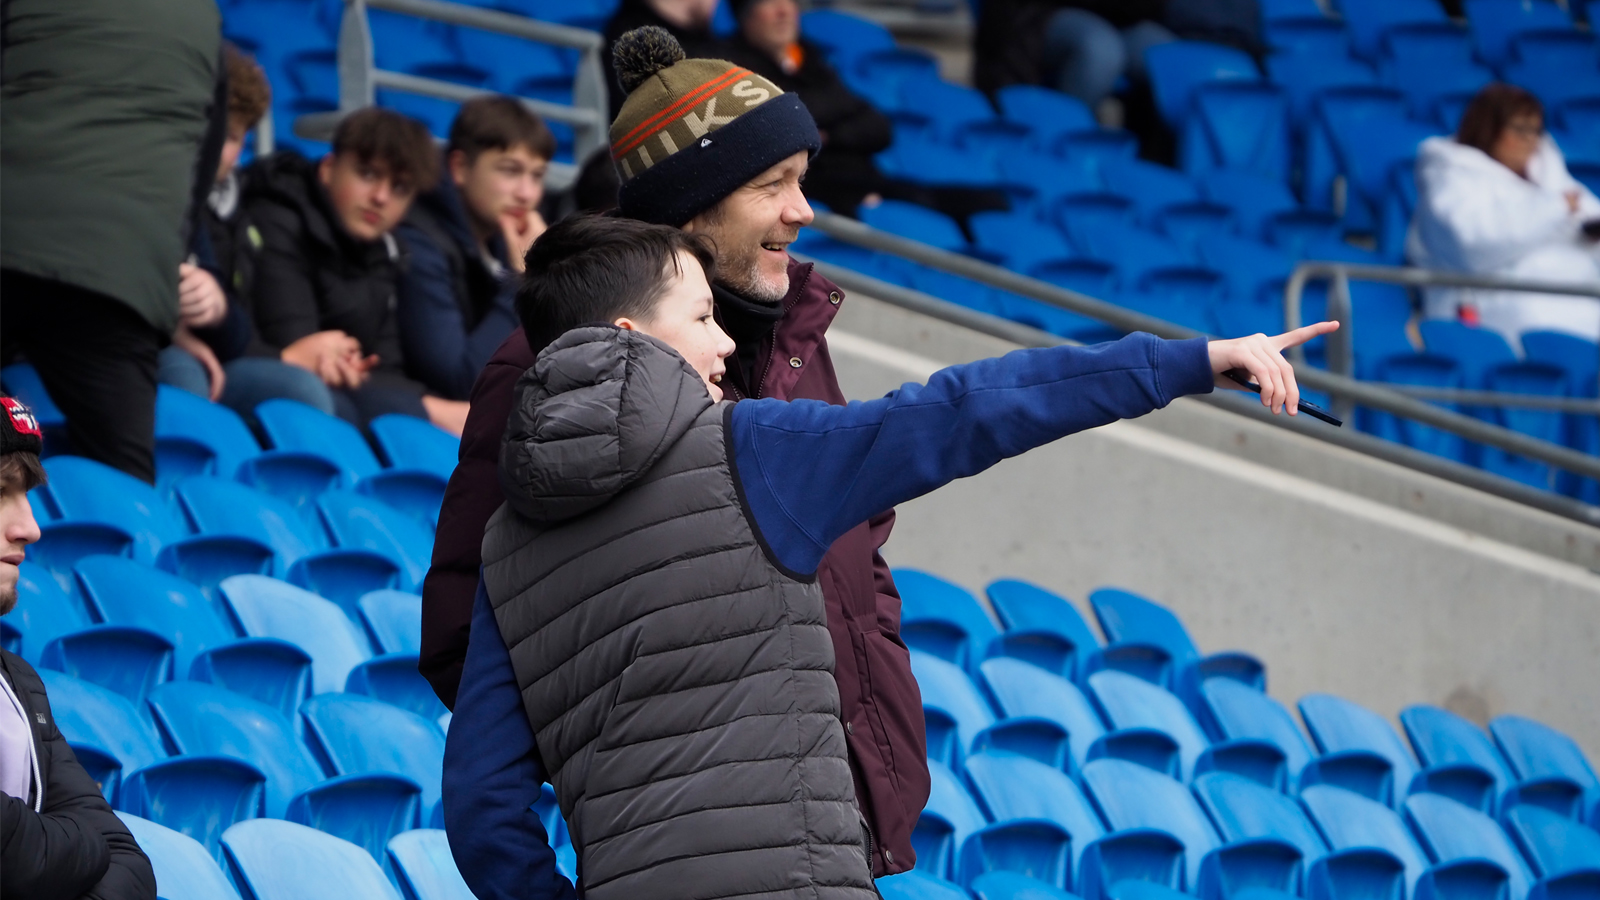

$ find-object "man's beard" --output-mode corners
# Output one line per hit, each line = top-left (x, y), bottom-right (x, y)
(717, 244), (788, 304)
(0, 588), (16, 617)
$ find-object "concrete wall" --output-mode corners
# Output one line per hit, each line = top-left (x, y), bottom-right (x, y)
(825, 292), (1600, 759)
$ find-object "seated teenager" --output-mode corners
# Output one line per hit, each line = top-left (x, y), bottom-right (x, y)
(243, 107), (470, 433)
(159, 43), (338, 417)
(396, 96), (554, 401)
(442, 213), (1336, 900)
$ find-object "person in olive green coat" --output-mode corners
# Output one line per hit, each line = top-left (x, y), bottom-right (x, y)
(1, 0), (222, 484)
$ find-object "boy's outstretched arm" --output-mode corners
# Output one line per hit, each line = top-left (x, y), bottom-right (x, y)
(442, 579), (578, 900)
(729, 325), (1335, 578)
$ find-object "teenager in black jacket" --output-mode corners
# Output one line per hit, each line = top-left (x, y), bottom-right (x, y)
(0, 398), (155, 900)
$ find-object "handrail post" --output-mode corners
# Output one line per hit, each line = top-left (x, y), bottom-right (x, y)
(1283, 265), (1312, 366)
(340, 0), (375, 110)
(1329, 268), (1356, 421)
(571, 40), (608, 163)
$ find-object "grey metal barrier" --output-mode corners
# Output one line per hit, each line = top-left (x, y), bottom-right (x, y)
(804, 211), (1600, 488)
(298, 0), (608, 191)
(1283, 261), (1600, 417)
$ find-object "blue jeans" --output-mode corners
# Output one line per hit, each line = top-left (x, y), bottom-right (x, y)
(1042, 9), (1178, 106)
(158, 346), (338, 418)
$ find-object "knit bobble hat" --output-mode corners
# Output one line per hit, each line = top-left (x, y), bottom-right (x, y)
(0, 397), (43, 457)
(609, 26), (821, 226)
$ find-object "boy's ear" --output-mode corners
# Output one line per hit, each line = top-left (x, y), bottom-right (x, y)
(613, 317), (640, 332)
(318, 153), (336, 186)
(447, 149), (470, 187)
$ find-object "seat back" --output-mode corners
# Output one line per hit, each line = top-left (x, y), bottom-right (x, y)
(41, 670), (165, 800)
(358, 589), (423, 655)
(155, 385), (262, 480)
(117, 811), (242, 900)
(367, 415), (458, 481)
(984, 581), (1100, 651)
(1193, 771), (1327, 863)
(1340, 0), (1449, 59)
(911, 650), (996, 765)
(1200, 679), (1314, 780)
(860, 201), (970, 253)
(301, 694), (444, 811)
(1502, 804), (1600, 880)
(1187, 82), (1290, 181)
(979, 658), (1106, 773)
(996, 84), (1096, 147)
(1299, 785), (1429, 892)
(255, 399), (382, 483)
(386, 829), (477, 900)
(916, 760), (991, 880)
(877, 870), (973, 900)
(1100, 157), (1200, 224)
(221, 818), (403, 900)
(219, 575), (373, 695)
(1080, 758), (1219, 888)
(895, 569), (1001, 675)
(1088, 671), (1210, 781)
(39, 456), (186, 563)
(1144, 40), (1260, 128)
(965, 751), (1107, 877)
(1522, 331), (1600, 397)
(1465, 0), (1575, 69)
(317, 491), (433, 589)
(175, 477), (324, 566)
(799, 9), (895, 62)
(148, 680), (325, 818)
(76, 555), (238, 674)
(7, 561), (94, 664)
(1298, 694), (1419, 806)
(1404, 793), (1533, 900)
(1490, 715), (1600, 793)
(1369, 354), (1470, 462)
(1088, 588), (1200, 663)
(1400, 705), (1514, 805)
(1419, 320), (1518, 387)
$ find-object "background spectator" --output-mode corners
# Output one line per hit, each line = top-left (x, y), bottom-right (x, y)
(396, 97), (554, 401)
(719, 0), (893, 217)
(1, 0), (223, 483)
(243, 108), (471, 434)
(602, 0), (720, 116)
(1409, 84), (1600, 348)
(0, 396), (157, 900)
(160, 43), (340, 419)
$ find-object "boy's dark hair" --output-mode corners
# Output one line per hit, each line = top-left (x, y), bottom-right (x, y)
(516, 214), (716, 355)
(332, 107), (440, 192)
(448, 95), (557, 164)
(224, 42), (271, 133)
(0, 453), (46, 493)
(1457, 83), (1544, 156)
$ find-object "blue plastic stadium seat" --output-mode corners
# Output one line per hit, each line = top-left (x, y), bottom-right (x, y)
(1070, 223), (1209, 297)
(800, 9), (896, 65)
(40, 669), (165, 805)
(317, 490), (434, 590)
(913, 651), (1068, 771)
(152, 681), (421, 861)
(1490, 715), (1600, 824)
(1501, 805), (1600, 893)
(6, 561), (95, 664)
(1144, 42), (1260, 130)
(970, 871), (1084, 900)
(862, 201), (971, 254)
(996, 85), (1098, 150)
(982, 580), (1103, 681)
(451, 28), (574, 96)
(302, 694), (444, 817)
(1484, 363), (1569, 490)
(1300, 785), (1430, 896)
(916, 760), (991, 880)
(358, 589), (423, 655)
(1098, 157), (1200, 226)
(1405, 793), (1534, 900)
(387, 829), (478, 900)
(1340, 0), (1451, 60)
(1179, 83), (1290, 182)
(1298, 695), (1419, 809)
(896, 569), (1003, 676)
(1379, 26), (1491, 122)
(962, 751), (1109, 891)
(345, 653), (447, 720)
(878, 870), (975, 900)
(1315, 92), (1440, 229)
(222, 818), (405, 900)
(1523, 331), (1600, 501)
(1194, 232), (1295, 307)
(847, 47), (943, 116)
(970, 211), (1078, 274)
(1266, 54), (1381, 130)
(1088, 671), (1285, 788)
(154, 385), (262, 481)
(1401, 706), (1517, 815)
(900, 77), (998, 143)
(37, 456), (188, 565)
(978, 658), (1120, 777)
(117, 811), (242, 900)
(1465, 0), (1575, 71)
(1088, 588), (1265, 715)
(220, 575), (375, 697)
(1364, 354), (1471, 464)
(172, 477), (401, 608)
(1192, 772), (1325, 865)
(368, 414), (459, 481)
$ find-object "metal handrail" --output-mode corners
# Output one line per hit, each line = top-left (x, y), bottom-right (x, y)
(805, 211), (1600, 484)
(1283, 260), (1600, 418)
(309, 0), (609, 190)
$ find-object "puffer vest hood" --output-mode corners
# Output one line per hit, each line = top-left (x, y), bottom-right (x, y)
(483, 326), (878, 899)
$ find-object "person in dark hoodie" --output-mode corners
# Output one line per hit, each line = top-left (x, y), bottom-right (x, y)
(0, 396), (157, 900)
(243, 107), (471, 433)
(395, 96), (556, 401)
(442, 213), (1336, 900)
(419, 27), (936, 878)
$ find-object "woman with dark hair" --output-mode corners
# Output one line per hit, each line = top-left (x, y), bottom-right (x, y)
(1409, 83), (1600, 348)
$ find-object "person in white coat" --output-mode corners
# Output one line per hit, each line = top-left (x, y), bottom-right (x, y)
(1408, 83), (1600, 351)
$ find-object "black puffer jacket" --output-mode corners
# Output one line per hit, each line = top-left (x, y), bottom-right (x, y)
(0, 650), (155, 900)
(241, 151), (412, 377)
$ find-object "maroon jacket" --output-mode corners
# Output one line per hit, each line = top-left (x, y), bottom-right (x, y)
(419, 258), (929, 876)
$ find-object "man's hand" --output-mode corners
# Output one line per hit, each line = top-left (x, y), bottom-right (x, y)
(178, 262), (228, 328)
(500, 208), (547, 273)
(421, 395), (470, 436)
(1209, 321), (1340, 415)
(171, 326), (227, 401)
(281, 330), (376, 388)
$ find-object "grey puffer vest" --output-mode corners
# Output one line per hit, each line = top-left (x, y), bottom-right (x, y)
(482, 326), (878, 900)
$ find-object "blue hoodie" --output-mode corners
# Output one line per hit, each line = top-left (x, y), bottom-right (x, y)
(443, 332), (1215, 898)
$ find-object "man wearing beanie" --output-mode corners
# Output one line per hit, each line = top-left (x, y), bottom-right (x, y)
(0, 398), (157, 899)
(423, 24), (929, 895)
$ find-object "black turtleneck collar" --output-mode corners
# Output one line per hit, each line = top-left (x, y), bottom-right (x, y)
(712, 280), (785, 395)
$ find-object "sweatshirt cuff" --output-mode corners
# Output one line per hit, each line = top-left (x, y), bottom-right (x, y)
(1160, 336), (1215, 403)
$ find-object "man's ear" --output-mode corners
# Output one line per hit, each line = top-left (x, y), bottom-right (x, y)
(318, 153), (336, 187)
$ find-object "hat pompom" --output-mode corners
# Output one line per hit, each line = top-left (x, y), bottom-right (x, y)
(612, 26), (686, 94)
